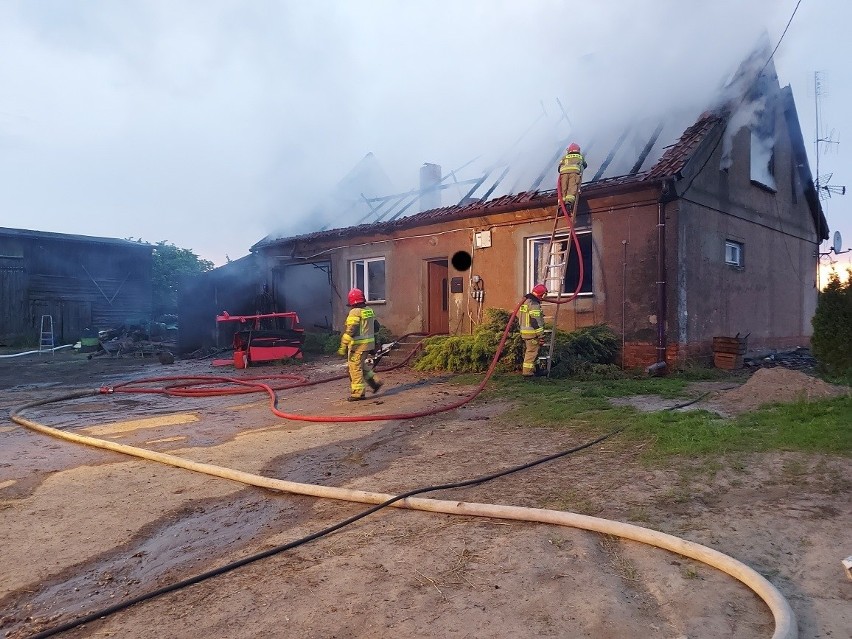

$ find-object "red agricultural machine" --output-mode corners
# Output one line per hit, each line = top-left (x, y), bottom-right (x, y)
(215, 311), (304, 368)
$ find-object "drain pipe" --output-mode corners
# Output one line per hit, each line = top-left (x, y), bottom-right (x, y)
(648, 178), (676, 376)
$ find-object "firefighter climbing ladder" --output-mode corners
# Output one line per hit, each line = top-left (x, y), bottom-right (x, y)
(536, 185), (582, 377)
(39, 315), (55, 355)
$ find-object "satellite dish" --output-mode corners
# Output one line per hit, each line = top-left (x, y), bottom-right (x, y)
(833, 230), (843, 254)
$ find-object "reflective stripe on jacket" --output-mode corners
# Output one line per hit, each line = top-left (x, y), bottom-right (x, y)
(344, 307), (376, 346)
(558, 152), (587, 174)
(519, 299), (544, 338)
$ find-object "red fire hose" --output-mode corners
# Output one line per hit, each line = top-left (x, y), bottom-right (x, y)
(103, 300), (525, 423)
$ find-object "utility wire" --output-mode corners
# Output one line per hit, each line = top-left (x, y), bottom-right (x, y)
(679, 0), (805, 198)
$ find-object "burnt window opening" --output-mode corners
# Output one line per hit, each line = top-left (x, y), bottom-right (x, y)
(750, 130), (777, 192)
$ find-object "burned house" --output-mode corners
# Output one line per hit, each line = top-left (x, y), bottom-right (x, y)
(0, 228), (153, 345)
(248, 55), (827, 369)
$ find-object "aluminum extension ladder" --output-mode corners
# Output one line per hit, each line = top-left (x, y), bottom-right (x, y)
(39, 315), (55, 355)
(536, 184), (582, 378)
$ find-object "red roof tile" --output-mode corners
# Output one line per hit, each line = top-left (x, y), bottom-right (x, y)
(646, 112), (722, 179)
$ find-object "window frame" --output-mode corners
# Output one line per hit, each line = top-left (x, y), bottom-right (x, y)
(724, 240), (744, 267)
(526, 231), (593, 298)
(349, 256), (387, 303)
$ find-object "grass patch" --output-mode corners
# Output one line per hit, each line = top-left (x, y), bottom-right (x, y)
(473, 372), (851, 458)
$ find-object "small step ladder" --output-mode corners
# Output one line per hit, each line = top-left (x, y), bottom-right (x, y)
(535, 181), (583, 378)
(39, 315), (55, 355)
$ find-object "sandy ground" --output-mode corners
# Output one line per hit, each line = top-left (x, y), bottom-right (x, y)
(0, 350), (849, 639)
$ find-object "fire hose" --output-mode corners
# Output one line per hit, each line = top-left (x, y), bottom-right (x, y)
(10, 384), (796, 639)
(9, 317), (796, 635)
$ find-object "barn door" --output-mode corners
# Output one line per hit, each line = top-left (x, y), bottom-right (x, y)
(427, 260), (449, 334)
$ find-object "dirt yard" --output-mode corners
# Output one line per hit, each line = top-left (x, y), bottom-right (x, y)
(0, 350), (849, 639)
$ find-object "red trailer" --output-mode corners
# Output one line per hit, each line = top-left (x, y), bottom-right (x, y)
(216, 311), (304, 368)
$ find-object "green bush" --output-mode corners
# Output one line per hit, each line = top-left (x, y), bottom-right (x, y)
(811, 269), (852, 376)
(413, 308), (620, 378)
(302, 332), (341, 355)
(547, 323), (621, 377)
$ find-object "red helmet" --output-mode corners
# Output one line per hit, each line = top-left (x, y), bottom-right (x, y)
(567, 142), (581, 154)
(531, 284), (548, 299)
(347, 288), (366, 306)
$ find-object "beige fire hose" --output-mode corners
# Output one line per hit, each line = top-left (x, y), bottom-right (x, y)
(12, 413), (797, 639)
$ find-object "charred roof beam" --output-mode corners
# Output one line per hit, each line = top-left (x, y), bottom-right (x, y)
(630, 122), (665, 174)
(592, 128), (630, 182)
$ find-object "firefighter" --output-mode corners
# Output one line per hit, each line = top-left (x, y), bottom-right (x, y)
(519, 284), (548, 377)
(337, 288), (383, 401)
(558, 142), (587, 212)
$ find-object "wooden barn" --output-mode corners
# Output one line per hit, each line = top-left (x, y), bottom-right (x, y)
(0, 228), (153, 346)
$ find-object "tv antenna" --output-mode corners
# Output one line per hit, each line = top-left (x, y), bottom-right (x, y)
(814, 71), (846, 199)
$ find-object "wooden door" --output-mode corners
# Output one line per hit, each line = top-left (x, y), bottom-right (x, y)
(427, 260), (449, 334)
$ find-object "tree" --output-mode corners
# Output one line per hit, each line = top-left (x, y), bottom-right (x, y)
(151, 241), (214, 317)
(811, 268), (852, 376)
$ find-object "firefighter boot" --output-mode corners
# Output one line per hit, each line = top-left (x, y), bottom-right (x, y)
(366, 376), (384, 394)
(347, 395), (365, 402)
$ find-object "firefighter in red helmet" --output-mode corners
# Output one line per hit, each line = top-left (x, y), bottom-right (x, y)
(519, 283), (548, 377)
(337, 288), (383, 400)
(558, 142), (587, 212)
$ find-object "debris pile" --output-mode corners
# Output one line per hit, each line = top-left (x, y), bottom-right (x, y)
(710, 367), (849, 415)
(90, 318), (177, 360)
(744, 347), (817, 371)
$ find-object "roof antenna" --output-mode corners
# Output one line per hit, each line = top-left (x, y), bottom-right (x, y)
(814, 71), (846, 200)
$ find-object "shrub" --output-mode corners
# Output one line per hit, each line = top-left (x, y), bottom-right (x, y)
(413, 307), (620, 378)
(302, 332), (341, 355)
(547, 323), (621, 377)
(811, 269), (852, 376)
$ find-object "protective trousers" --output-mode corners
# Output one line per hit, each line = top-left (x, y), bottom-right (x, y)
(522, 337), (541, 376)
(559, 172), (581, 209)
(347, 343), (381, 398)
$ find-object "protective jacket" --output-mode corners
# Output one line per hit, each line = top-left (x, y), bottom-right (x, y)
(558, 151), (587, 174)
(518, 294), (544, 338)
(340, 306), (377, 351)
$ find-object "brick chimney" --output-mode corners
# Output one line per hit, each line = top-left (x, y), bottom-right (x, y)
(419, 163), (441, 212)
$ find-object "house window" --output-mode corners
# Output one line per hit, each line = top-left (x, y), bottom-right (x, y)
(527, 232), (592, 296)
(725, 240), (744, 267)
(350, 257), (386, 302)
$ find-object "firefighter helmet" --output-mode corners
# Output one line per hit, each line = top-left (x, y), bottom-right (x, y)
(347, 288), (366, 306)
(567, 142), (581, 154)
(531, 284), (548, 299)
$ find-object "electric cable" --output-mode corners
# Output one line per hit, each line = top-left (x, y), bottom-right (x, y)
(9, 301), (798, 637)
(678, 0), (805, 199)
(24, 424), (621, 639)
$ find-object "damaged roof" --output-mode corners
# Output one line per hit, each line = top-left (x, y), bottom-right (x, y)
(255, 49), (827, 250)
(253, 111), (720, 250)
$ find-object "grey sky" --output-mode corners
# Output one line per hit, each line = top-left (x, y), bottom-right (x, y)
(0, 0), (849, 279)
